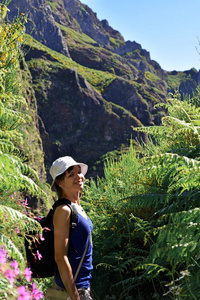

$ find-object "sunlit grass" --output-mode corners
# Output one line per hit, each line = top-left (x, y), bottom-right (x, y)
(24, 34), (117, 93)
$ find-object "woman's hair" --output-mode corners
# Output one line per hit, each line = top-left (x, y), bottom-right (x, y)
(55, 166), (74, 198)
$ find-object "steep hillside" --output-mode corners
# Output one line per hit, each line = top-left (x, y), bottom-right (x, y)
(6, 0), (200, 178)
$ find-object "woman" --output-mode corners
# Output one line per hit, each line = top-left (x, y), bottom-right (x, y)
(45, 156), (93, 300)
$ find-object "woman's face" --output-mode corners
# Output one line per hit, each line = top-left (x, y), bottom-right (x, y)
(60, 165), (84, 193)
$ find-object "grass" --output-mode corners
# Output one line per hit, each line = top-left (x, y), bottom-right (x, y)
(58, 23), (99, 46)
(58, 23), (133, 77)
(23, 34), (117, 93)
(109, 37), (125, 49)
(167, 72), (189, 90)
(46, 0), (60, 10)
(145, 71), (162, 83)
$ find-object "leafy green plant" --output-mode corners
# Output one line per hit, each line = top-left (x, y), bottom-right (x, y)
(0, 5), (49, 298)
(82, 93), (200, 299)
(24, 34), (117, 94)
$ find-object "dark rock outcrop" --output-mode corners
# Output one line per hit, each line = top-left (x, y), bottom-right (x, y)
(102, 78), (153, 126)
(101, 19), (124, 41)
(6, 0), (200, 179)
(7, 0), (70, 56)
(114, 40), (142, 56)
(63, 0), (110, 46)
(28, 60), (144, 178)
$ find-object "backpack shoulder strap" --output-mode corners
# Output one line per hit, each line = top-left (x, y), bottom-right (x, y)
(52, 198), (78, 231)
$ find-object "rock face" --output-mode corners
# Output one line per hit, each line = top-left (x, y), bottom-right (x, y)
(28, 61), (145, 179)
(114, 40), (142, 56)
(102, 78), (153, 126)
(6, 0), (200, 178)
(101, 19), (124, 41)
(63, 0), (110, 46)
(7, 0), (70, 56)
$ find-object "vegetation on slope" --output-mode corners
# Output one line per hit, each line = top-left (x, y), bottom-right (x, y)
(83, 94), (200, 299)
(0, 5), (50, 299)
(1, 2), (200, 300)
(24, 34), (117, 94)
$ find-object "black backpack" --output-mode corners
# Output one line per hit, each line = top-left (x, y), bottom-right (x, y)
(25, 198), (78, 278)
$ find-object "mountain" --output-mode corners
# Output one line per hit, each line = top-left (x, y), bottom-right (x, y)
(6, 0), (200, 179)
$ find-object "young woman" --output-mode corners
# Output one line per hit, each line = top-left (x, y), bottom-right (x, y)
(45, 156), (93, 300)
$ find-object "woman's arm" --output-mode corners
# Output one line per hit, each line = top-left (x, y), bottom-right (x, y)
(53, 205), (80, 300)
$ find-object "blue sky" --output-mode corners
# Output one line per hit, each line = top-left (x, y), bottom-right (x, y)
(80, 0), (200, 72)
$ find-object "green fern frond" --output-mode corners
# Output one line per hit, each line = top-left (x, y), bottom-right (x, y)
(171, 105), (192, 122)
(0, 152), (39, 180)
(154, 197), (187, 216)
(174, 127), (200, 138)
(1, 93), (28, 109)
(0, 152), (47, 199)
(0, 232), (24, 262)
(123, 191), (167, 213)
(0, 129), (23, 144)
(0, 205), (40, 227)
(168, 174), (200, 194)
(137, 263), (169, 277)
(0, 172), (46, 198)
(1, 107), (26, 124)
(0, 139), (19, 154)
(141, 153), (200, 194)
(132, 125), (170, 135)
(19, 174), (47, 197)
(162, 116), (192, 128)
(193, 119), (200, 126)
(96, 262), (114, 271)
(144, 153), (200, 170)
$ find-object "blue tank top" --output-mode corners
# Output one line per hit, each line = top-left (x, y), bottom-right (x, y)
(52, 209), (93, 289)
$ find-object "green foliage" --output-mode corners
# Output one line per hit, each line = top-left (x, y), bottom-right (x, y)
(82, 92), (200, 299)
(145, 71), (161, 83)
(1, 3), (200, 299)
(58, 23), (99, 46)
(109, 37), (125, 49)
(167, 71), (197, 91)
(24, 34), (117, 94)
(0, 6), (50, 298)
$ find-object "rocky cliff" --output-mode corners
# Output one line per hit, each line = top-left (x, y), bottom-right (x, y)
(6, 0), (200, 179)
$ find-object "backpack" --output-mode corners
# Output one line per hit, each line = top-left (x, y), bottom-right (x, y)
(24, 198), (78, 278)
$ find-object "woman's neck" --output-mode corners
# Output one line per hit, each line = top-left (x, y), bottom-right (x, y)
(61, 191), (80, 205)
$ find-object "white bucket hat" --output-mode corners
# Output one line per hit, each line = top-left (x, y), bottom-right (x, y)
(50, 156), (88, 192)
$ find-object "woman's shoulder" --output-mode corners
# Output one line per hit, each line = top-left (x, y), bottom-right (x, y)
(53, 204), (71, 227)
(54, 204), (71, 215)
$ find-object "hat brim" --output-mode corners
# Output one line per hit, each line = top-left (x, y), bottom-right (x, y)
(51, 162), (88, 192)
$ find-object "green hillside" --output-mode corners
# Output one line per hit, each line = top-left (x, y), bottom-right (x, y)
(1, 1), (200, 299)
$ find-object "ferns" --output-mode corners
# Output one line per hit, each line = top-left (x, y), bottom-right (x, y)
(84, 93), (200, 299)
(0, 233), (24, 262)
(0, 152), (47, 198)
(1, 4), (200, 298)
(0, 204), (42, 264)
(0, 6), (49, 277)
(0, 139), (19, 154)
(0, 204), (39, 228)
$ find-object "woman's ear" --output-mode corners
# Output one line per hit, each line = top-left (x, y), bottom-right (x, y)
(55, 179), (62, 188)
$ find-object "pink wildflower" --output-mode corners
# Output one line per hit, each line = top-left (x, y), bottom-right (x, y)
(11, 260), (20, 276)
(0, 248), (7, 264)
(39, 233), (45, 241)
(21, 198), (28, 208)
(36, 250), (42, 260)
(24, 268), (32, 282)
(17, 286), (31, 300)
(44, 227), (51, 232)
(5, 268), (15, 285)
(32, 283), (44, 300)
(15, 226), (20, 234)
